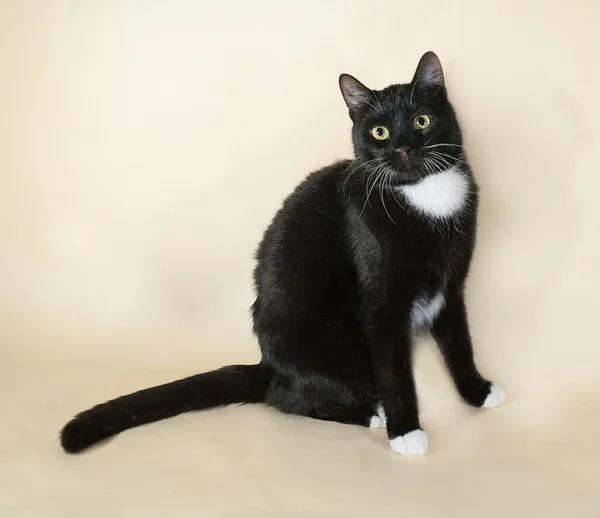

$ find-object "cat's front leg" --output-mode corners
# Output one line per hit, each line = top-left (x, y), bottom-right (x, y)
(368, 308), (428, 456)
(432, 284), (506, 409)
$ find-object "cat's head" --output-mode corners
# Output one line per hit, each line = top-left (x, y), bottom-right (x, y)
(339, 52), (463, 185)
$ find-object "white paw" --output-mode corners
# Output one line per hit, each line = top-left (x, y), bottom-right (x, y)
(389, 429), (428, 456)
(369, 415), (385, 428)
(369, 405), (387, 428)
(482, 383), (506, 409)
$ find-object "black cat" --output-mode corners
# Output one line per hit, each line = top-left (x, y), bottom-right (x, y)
(60, 51), (505, 456)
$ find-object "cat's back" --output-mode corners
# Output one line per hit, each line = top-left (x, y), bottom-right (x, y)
(255, 160), (352, 264)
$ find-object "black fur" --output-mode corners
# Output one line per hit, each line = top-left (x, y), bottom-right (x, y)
(61, 365), (266, 453)
(60, 51), (495, 454)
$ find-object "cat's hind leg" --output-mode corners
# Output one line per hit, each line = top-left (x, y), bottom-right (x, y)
(306, 404), (376, 428)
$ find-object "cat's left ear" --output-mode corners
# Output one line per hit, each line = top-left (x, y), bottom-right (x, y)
(339, 74), (373, 120)
(412, 51), (445, 90)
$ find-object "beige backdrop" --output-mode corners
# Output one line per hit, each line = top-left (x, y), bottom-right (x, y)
(1, 1), (599, 517)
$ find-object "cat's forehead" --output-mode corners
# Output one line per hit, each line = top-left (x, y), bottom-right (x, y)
(374, 83), (429, 112)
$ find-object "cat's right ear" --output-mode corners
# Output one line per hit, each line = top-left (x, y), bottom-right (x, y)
(339, 74), (373, 121)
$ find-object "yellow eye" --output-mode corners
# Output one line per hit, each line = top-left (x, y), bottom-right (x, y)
(371, 126), (390, 140)
(413, 115), (431, 130)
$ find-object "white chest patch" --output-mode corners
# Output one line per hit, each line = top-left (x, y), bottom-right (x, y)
(397, 167), (470, 219)
(411, 292), (445, 330)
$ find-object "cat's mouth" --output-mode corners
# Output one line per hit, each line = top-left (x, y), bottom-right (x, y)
(362, 153), (437, 189)
(391, 150), (452, 181)
(390, 155), (426, 180)
(362, 160), (423, 189)
(393, 158), (453, 186)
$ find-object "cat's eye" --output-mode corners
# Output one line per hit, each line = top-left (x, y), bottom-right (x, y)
(371, 126), (390, 140)
(413, 115), (431, 130)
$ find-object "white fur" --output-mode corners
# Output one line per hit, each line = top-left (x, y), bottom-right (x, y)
(369, 404), (387, 429)
(482, 383), (506, 409)
(397, 167), (469, 219)
(369, 415), (385, 428)
(376, 404), (386, 424)
(389, 429), (429, 456)
(411, 292), (445, 330)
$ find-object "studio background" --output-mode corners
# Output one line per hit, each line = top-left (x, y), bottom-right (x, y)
(1, 1), (599, 516)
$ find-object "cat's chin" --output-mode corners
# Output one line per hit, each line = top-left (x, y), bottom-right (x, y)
(386, 169), (426, 187)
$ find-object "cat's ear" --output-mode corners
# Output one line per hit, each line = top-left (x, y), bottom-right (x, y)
(412, 51), (445, 90)
(339, 74), (373, 120)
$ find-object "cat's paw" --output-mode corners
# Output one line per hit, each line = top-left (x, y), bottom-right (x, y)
(369, 415), (385, 428)
(369, 404), (387, 428)
(482, 383), (506, 409)
(389, 429), (428, 456)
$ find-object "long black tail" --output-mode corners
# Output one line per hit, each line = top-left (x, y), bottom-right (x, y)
(60, 363), (267, 454)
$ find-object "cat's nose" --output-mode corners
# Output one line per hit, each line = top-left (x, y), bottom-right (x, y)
(395, 146), (412, 160)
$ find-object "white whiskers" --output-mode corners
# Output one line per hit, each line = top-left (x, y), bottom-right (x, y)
(342, 156), (385, 195)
